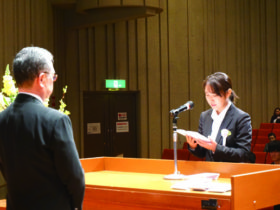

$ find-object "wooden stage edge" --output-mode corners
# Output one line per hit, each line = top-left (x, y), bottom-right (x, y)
(80, 157), (280, 210)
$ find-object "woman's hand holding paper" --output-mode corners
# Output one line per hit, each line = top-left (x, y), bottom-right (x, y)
(196, 136), (217, 153)
(186, 134), (198, 149)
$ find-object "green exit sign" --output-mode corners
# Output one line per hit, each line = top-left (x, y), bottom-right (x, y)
(105, 80), (126, 88)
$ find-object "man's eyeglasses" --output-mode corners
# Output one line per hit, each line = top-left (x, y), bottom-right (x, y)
(43, 72), (58, 82)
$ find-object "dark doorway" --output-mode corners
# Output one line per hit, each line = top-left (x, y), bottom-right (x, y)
(83, 91), (139, 158)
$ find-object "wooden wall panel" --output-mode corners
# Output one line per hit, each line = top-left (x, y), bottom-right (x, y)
(0, 0), (53, 81)
(106, 25), (115, 80)
(136, 18), (149, 157)
(203, 1), (215, 78)
(168, 0), (189, 145)
(225, 0), (237, 81)
(225, 0), (242, 110)
(240, 0), (251, 114)
(242, 0), (252, 115)
(260, 0), (268, 122)
(78, 29), (90, 91)
(31, 1), (42, 46)
(94, 26), (107, 90)
(115, 21), (128, 80)
(24, 0), (32, 47)
(48, 0), (280, 158)
(188, 0), (205, 133)
(53, 6), (67, 105)
(3, 0), (15, 66)
(127, 20), (138, 91)
(250, 0), (262, 127)
(65, 31), (82, 153)
(17, 0), (27, 48)
(158, 0), (170, 150)
(147, 14), (161, 158)
(266, 0), (278, 117)
(0, 0), (53, 73)
(87, 28), (95, 91)
(234, 0), (243, 102)
(215, 0), (227, 74)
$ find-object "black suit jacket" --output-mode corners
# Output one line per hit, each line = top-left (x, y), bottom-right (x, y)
(0, 94), (85, 210)
(190, 104), (252, 162)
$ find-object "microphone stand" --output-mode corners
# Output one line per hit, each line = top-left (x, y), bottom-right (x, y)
(164, 113), (186, 180)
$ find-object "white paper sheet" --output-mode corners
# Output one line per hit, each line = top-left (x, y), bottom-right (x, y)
(177, 129), (210, 142)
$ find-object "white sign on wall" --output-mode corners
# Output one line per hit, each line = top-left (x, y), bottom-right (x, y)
(87, 123), (101, 134)
(118, 112), (127, 120)
(116, 121), (129, 133)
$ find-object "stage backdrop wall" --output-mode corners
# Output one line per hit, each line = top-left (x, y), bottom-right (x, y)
(0, 0), (280, 158)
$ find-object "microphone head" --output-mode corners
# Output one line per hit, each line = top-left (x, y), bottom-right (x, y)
(187, 101), (194, 109)
(170, 101), (194, 116)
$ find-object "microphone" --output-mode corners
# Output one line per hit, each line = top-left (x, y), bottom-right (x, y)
(170, 101), (194, 115)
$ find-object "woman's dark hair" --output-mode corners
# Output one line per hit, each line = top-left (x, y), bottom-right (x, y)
(203, 72), (239, 103)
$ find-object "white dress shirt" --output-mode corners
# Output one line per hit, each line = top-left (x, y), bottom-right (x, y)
(210, 101), (231, 142)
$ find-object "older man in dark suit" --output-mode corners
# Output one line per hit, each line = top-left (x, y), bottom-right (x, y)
(0, 47), (85, 210)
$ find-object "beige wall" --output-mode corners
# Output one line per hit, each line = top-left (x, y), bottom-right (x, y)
(0, 0), (54, 72)
(1, 0), (280, 158)
(0, 0), (58, 105)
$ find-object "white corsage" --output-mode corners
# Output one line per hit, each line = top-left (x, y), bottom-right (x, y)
(221, 129), (231, 146)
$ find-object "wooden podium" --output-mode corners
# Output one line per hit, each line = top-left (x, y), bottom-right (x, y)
(80, 157), (280, 210)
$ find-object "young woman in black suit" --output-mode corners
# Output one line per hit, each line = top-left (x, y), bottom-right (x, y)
(186, 72), (252, 162)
